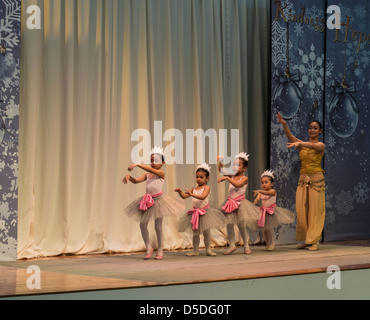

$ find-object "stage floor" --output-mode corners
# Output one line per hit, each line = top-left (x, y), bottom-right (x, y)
(1, 241), (370, 298)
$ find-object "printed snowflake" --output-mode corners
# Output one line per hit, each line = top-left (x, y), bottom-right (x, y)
(341, 41), (370, 70)
(305, 5), (325, 20)
(293, 24), (304, 37)
(326, 210), (336, 224)
(294, 44), (324, 99)
(325, 192), (335, 224)
(353, 182), (370, 204)
(325, 59), (334, 78)
(271, 21), (292, 67)
(304, 5), (325, 33)
(334, 190), (354, 216)
(354, 5), (366, 19)
(313, 89), (322, 101)
(327, 135), (336, 148)
(0, 0), (21, 51)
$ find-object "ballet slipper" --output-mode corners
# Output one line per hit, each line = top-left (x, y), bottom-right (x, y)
(206, 250), (217, 256)
(144, 248), (154, 260)
(244, 245), (252, 254)
(265, 243), (275, 251)
(156, 251), (164, 260)
(223, 246), (237, 255)
(186, 251), (200, 257)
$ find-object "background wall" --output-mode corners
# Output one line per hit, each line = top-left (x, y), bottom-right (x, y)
(324, 0), (370, 241)
(270, 0), (370, 243)
(0, 0), (21, 261)
(270, 0), (326, 243)
(18, 0), (271, 259)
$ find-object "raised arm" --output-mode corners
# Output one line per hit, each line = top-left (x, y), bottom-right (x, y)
(277, 112), (301, 143)
(219, 176), (248, 188)
(287, 141), (325, 155)
(128, 163), (165, 179)
(217, 156), (234, 177)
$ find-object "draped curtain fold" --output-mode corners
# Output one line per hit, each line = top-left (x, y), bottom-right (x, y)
(19, 0), (270, 259)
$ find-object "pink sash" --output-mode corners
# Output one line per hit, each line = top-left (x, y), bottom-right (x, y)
(187, 204), (210, 230)
(139, 192), (163, 211)
(222, 194), (245, 213)
(258, 203), (276, 227)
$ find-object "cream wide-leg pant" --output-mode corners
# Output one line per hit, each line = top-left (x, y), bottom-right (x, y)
(295, 172), (326, 245)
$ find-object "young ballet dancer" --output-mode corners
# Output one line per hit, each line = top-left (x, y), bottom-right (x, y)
(217, 153), (259, 255)
(253, 170), (295, 251)
(123, 146), (185, 260)
(176, 163), (226, 257)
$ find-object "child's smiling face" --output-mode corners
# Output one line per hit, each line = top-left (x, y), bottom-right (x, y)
(308, 121), (322, 139)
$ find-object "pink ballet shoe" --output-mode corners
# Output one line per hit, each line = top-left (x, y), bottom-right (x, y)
(223, 246), (237, 255)
(144, 248), (153, 260)
(244, 249), (252, 254)
(155, 251), (163, 260)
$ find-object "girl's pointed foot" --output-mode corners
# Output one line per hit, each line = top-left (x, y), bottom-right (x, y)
(206, 250), (217, 256)
(244, 245), (252, 254)
(186, 251), (199, 257)
(223, 246), (237, 255)
(156, 250), (164, 260)
(144, 247), (153, 260)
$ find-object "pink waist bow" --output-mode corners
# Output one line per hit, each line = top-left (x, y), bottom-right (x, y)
(139, 192), (163, 211)
(258, 203), (276, 227)
(187, 204), (210, 230)
(222, 194), (245, 213)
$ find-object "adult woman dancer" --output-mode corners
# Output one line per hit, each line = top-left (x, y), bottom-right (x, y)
(277, 112), (325, 251)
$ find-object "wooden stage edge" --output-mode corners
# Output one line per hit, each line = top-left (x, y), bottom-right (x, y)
(0, 240), (370, 298)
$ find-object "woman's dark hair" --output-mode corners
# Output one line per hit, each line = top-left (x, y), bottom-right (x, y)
(196, 168), (210, 178)
(309, 120), (322, 130)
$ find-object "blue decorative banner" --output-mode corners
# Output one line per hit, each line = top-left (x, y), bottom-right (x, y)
(271, 0), (370, 243)
(324, 0), (370, 241)
(0, 0), (21, 261)
(270, 0), (326, 243)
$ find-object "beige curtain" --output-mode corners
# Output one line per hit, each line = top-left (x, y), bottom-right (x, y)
(18, 0), (270, 259)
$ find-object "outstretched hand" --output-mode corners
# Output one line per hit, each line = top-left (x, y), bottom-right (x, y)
(122, 175), (130, 184)
(287, 141), (301, 149)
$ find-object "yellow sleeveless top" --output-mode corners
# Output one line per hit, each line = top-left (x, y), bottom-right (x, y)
(299, 147), (324, 175)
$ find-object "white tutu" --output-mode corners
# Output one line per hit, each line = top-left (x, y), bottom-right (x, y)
(220, 199), (260, 225)
(178, 207), (226, 234)
(248, 206), (295, 231)
(124, 195), (185, 223)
